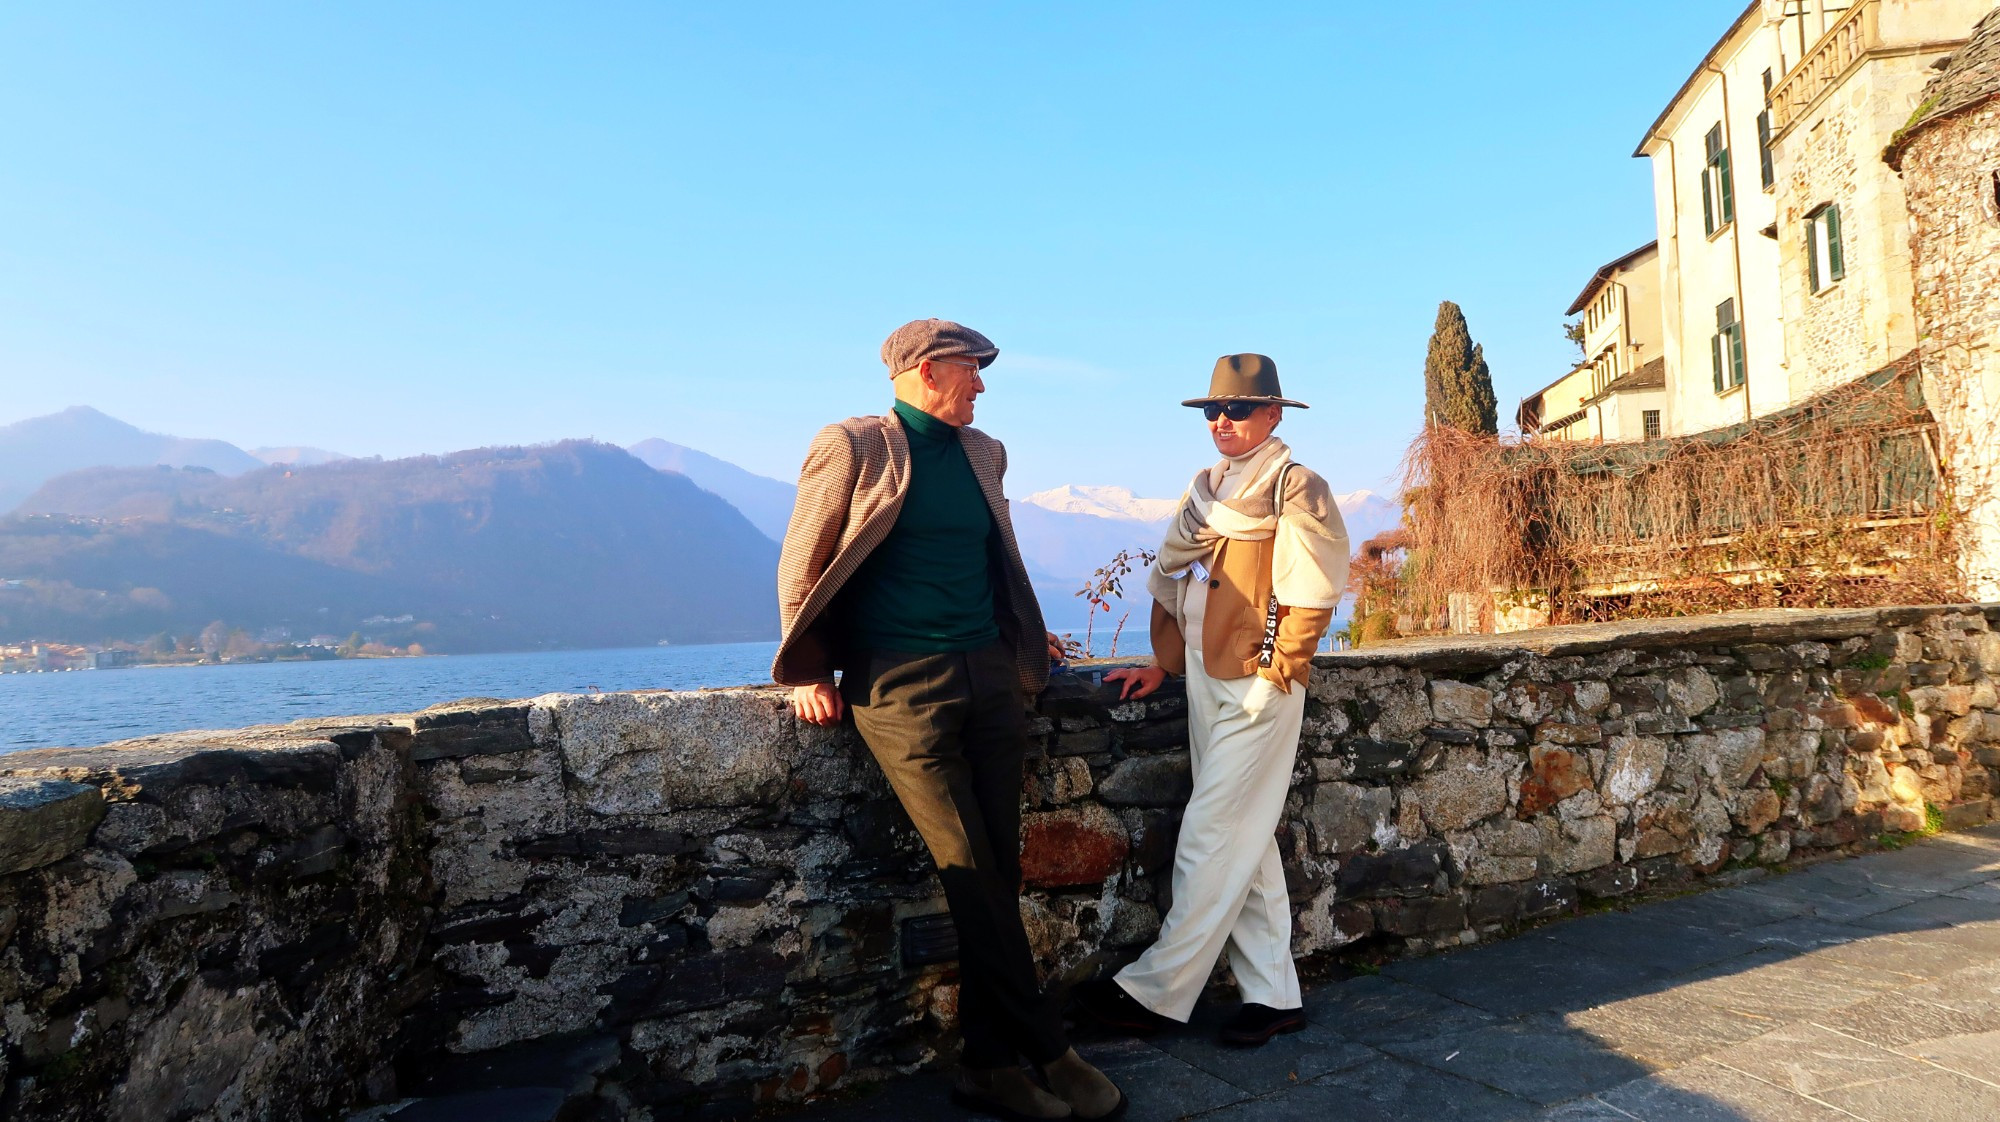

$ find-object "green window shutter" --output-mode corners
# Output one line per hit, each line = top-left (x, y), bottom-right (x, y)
(1826, 204), (1845, 280)
(1719, 150), (1735, 224)
(1702, 171), (1716, 235)
(1712, 333), (1726, 393)
(1729, 325), (1747, 387)
(1807, 215), (1822, 291)
(1757, 112), (1774, 188)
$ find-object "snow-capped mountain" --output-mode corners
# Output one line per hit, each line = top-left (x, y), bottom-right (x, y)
(1022, 484), (1179, 523)
(1021, 483), (1401, 551)
(1332, 489), (1402, 548)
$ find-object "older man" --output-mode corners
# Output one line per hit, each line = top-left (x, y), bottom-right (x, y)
(774, 319), (1124, 1121)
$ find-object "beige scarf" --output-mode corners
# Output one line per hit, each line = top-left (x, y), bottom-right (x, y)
(1147, 437), (1347, 611)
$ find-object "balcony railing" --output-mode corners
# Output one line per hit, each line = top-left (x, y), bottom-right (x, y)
(1771, 0), (1879, 133)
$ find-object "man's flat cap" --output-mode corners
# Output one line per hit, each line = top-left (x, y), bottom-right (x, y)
(881, 318), (998, 377)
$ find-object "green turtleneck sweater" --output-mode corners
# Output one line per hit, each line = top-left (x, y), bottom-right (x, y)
(841, 401), (1002, 654)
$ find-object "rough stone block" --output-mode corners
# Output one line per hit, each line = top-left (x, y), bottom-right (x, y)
(407, 702), (536, 761)
(550, 690), (794, 814)
(1428, 680), (1493, 727)
(1053, 728), (1111, 756)
(1467, 883), (1527, 926)
(0, 778), (106, 875)
(1496, 682), (1566, 724)
(1336, 840), (1451, 899)
(1574, 864), (1639, 900)
(1664, 668), (1721, 713)
(1521, 876), (1579, 920)
(1731, 788), (1783, 833)
(1372, 895), (1467, 938)
(1337, 739), (1428, 780)
(1117, 718), (1188, 752)
(1020, 805), (1129, 888)
(1518, 745), (1592, 817)
(1411, 747), (1511, 831)
(1940, 798), (1993, 830)
(1538, 814), (1616, 874)
(1097, 753), (1192, 807)
(1534, 722), (1603, 747)
(1308, 781), (1395, 855)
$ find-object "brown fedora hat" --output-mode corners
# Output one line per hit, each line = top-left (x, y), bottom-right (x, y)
(1181, 353), (1309, 409)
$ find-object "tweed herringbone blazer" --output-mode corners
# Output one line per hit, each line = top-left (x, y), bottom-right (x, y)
(772, 411), (1049, 696)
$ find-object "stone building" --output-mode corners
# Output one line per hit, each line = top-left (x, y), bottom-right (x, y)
(1519, 244), (1669, 443)
(1889, 6), (2000, 599)
(1769, 0), (1991, 402)
(1626, 1), (1986, 439)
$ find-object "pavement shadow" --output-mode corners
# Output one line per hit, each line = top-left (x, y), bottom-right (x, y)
(791, 826), (2000, 1121)
(1291, 825), (2000, 1122)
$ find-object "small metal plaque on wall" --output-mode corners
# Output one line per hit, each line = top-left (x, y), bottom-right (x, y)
(901, 914), (958, 967)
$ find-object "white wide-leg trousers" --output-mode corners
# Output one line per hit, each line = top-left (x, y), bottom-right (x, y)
(1113, 650), (1307, 1021)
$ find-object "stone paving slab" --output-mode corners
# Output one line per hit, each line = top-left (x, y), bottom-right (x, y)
(784, 824), (2000, 1121)
(1377, 1019), (1648, 1105)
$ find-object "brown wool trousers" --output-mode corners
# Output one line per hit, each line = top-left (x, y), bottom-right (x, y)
(841, 641), (1069, 1069)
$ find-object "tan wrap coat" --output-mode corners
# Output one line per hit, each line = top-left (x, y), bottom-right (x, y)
(1149, 462), (1347, 690)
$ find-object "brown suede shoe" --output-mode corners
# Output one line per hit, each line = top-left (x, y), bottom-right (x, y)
(950, 1065), (1073, 1121)
(1040, 1049), (1127, 1121)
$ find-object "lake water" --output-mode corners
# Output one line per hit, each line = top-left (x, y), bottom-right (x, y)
(0, 643), (784, 753)
(0, 626), (1151, 753)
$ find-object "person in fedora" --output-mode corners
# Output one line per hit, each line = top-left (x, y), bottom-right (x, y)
(1072, 354), (1349, 1048)
(774, 318), (1125, 1121)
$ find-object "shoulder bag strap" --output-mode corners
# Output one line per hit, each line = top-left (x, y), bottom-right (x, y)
(1258, 462), (1293, 669)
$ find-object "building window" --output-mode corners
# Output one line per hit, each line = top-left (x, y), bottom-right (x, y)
(1702, 123), (1735, 235)
(1807, 204), (1845, 293)
(1711, 298), (1746, 393)
(1643, 410), (1662, 440)
(1756, 112), (1775, 189)
(1758, 71), (1775, 190)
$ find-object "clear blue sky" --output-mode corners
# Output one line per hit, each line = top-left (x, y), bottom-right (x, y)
(0, 2), (1739, 500)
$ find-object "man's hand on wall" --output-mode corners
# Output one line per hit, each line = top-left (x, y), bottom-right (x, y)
(791, 682), (846, 726)
(1046, 631), (1066, 662)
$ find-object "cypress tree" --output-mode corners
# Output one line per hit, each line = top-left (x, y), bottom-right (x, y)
(1423, 301), (1499, 434)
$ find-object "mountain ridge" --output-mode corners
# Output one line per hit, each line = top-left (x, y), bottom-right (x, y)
(5, 441), (778, 651)
(625, 438), (797, 541)
(0, 406), (265, 514)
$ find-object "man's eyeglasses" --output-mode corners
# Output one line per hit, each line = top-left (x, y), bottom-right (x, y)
(1202, 401), (1265, 423)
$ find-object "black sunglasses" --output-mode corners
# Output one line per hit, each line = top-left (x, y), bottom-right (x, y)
(1202, 401), (1265, 423)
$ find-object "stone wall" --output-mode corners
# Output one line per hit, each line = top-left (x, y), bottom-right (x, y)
(1900, 95), (2000, 601)
(3, 605), (1999, 1120)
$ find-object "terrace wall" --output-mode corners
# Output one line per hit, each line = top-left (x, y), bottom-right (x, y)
(2, 605), (1998, 1120)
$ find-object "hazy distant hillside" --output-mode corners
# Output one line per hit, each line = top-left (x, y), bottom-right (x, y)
(628, 438), (797, 541)
(0, 406), (264, 514)
(5, 442), (778, 650)
(251, 445), (350, 467)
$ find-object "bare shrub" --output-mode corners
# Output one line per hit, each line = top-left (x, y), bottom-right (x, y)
(1397, 368), (1964, 629)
